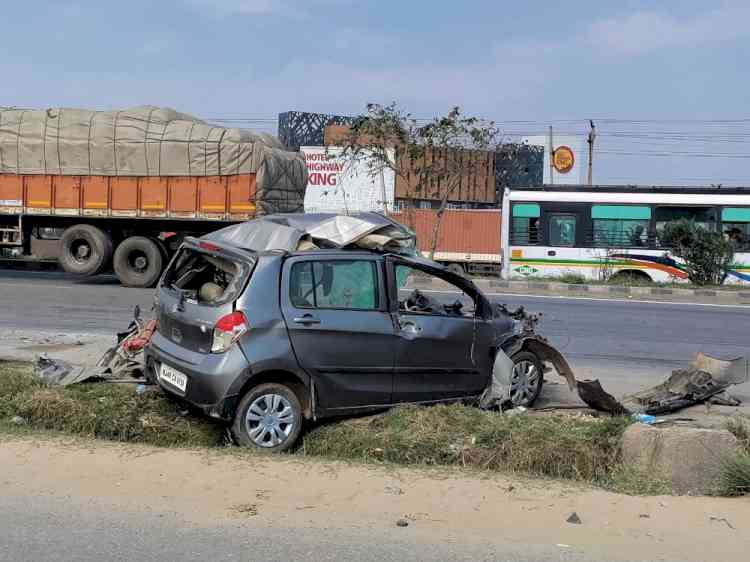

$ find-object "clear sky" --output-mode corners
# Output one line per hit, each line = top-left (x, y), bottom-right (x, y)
(1, 0), (748, 185)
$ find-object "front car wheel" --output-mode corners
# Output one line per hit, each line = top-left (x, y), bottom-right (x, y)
(509, 351), (544, 407)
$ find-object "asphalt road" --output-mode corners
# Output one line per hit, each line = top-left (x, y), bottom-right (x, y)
(1, 268), (749, 397)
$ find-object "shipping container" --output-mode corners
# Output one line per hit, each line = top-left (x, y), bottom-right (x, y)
(390, 208), (501, 275)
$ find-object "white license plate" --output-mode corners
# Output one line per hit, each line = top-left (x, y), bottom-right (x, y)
(159, 364), (188, 392)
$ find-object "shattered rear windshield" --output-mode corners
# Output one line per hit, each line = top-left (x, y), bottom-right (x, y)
(162, 247), (253, 306)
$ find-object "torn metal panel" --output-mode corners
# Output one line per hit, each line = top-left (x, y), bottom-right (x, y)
(479, 349), (514, 410)
(622, 353), (749, 415)
(201, 212), (416, 255)
(576, 380), (629, 416)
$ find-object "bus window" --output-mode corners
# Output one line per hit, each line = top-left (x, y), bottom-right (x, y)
(511, 203), (540, 245)
(722, 208), (750, 251)
(591, 205), (650, 247)
(549, 215), (577, 246)
(655, 207), (717, 232)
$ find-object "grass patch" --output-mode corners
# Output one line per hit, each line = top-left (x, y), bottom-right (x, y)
(719, 453), (750, 497)
(302, 405), (631, 483)
(0, 362), (224, 447)
(720, 418), (750, 496)
(726, 418), (750, 452)
(2, 363), (642, 490)
(607, 465), (672, 496)
(557, 273), (587, 285)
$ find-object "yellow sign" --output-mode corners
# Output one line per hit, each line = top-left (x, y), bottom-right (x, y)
(553, 145), (575, 174)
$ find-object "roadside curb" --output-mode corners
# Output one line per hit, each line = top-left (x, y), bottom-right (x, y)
(418, 277), (750, 305)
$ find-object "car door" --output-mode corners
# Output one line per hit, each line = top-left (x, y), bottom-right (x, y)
(281, 255), (395, 410)
(387, 257), (493, 403)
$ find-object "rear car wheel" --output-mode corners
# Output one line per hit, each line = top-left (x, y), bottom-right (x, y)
(232, 383), (303, 452)
(113, 236), (164, 288)
(509, 351), (544, 407)
(59, 224), (112, 276)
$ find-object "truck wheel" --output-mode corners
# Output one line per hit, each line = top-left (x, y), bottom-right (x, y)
(151, 237), (170, 264)
(232, 383), (303, 452)
(113, 236), (164, 288)
(59, 224), (112, 276)
(509, 351), (544, 407)
(446, 263), (466, 277)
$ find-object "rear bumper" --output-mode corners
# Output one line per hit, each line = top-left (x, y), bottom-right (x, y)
(145, 331), (249, 421)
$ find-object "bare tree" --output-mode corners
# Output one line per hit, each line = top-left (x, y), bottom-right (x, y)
(339, 103), (502, 259)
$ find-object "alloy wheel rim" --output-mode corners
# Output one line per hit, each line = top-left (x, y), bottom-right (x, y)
(245, 393), (295, 447)
(510, 360), (540, 406)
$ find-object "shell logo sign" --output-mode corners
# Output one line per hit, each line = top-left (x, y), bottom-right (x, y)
(553, 145), (575, 174)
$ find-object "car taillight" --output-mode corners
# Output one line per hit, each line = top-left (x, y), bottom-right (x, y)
(211, 311), (248, 353)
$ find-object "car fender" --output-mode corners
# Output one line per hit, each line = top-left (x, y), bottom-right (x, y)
(499, 335), (577, 391)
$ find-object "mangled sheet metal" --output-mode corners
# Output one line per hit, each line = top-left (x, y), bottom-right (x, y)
(202, 212), (417, 255)
(480, 303), (749, 416)
(480, 305), (579, 410)
(621, 353), (750, 415)
(34, 307), (155, 386)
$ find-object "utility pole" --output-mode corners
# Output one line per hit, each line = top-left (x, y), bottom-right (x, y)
(548, 126), (555, 185)
(587, 120), (596, 186)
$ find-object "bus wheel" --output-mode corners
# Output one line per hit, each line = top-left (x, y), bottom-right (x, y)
(59, 224), (113, 276)
(113, 236), (164, 288)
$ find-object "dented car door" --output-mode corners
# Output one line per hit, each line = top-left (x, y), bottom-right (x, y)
(387, 257), (493, 403)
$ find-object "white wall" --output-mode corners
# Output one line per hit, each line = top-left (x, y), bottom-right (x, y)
(523, 134), (588, 185)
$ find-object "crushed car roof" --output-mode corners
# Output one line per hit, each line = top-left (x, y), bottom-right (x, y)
(202, 212), (417, 255)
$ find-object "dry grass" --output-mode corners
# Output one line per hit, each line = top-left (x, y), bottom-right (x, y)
(0, 362), (224, 447)
(721, 418), (750, 496)
(301, 404), (631, 483)
(2, 363), (641, 489)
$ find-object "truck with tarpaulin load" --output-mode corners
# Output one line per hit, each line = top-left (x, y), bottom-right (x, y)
(0, 106), (308, 287)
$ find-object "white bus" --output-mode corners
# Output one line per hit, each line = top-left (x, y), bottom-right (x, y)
(500, 186), (750, 284)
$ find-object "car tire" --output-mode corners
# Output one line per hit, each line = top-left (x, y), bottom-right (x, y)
(232, 383), (303, 452)
(113, 236), (164, 288)
(59, 224), (113, 276)
(509, 351), (544, 407)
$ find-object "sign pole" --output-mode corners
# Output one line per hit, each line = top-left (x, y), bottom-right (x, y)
(548, 126), (555, 185)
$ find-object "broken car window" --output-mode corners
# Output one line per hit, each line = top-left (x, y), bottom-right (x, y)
(162, 248), (247, 305)
(395, 264), (474, 317)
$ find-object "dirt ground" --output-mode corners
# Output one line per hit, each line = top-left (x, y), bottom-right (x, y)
(1, 437), (747, 561)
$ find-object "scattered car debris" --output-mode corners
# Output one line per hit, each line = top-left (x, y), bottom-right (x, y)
(33, 306), (155, 386)
(576, 379), (629, 415)
(621, 353), (750, 415)
(566, 512), (582, 524)
(709, 516), (736, 530)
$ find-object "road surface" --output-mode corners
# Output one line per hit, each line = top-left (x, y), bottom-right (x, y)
(2, 439), (747, 562)
(1, 269), (749, 398)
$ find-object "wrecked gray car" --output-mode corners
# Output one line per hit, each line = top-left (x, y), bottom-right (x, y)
(145, 213), (562, 451)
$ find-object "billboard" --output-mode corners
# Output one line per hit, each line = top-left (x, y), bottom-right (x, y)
(301, 146), (395, 213)
(523, 134), (587, 185)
